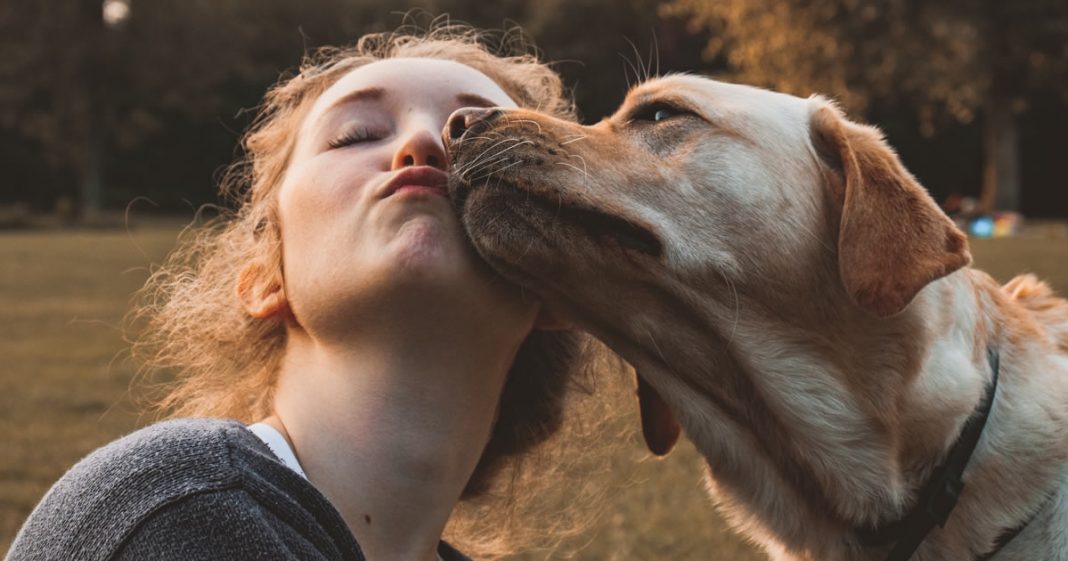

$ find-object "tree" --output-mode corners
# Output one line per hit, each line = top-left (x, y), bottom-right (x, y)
(0, 0), (398, 215)
(663, 0), (1068, 212)
(0, 1), (712, 212)
(423, 0), (711, 120)
(0, 2), (99, 212)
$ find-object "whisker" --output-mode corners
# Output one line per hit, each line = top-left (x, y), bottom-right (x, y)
(488, 159), (523, 176)
(568, 153), (589, 178)
(623, 36), (643, 84)
(567, 153), (590, 193)
(554, 161), (584, 174)
(457, 138), (532, 178)
(652, 28), (661, 78)
(507, 118), (543, 135)
(466, 140), (534, 175)
(555, 160), (590, 194)
(617, 52), (640, 89)
(481, 139), (534, 162)
(468, 158), (524, 184)
(456, 137), (520, 175)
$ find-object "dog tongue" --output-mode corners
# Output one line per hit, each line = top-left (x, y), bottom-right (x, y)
(636, 372), (681, 456)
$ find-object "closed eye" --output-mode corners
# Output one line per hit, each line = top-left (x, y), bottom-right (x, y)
(328, 126), (387, 149)
(628, 102), (695, 124)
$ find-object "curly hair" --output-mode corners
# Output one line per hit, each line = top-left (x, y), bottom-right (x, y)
(128, 23), (610, 557)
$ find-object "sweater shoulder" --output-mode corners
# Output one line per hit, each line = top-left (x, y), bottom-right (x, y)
(7, 418), (270, 561)
(113, 487), (356, 561)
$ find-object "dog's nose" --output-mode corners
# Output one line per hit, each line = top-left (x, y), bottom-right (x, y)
(446, 107), (501, 141)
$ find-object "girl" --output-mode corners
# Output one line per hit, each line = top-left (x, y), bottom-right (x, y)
(9, 26), (592, 561)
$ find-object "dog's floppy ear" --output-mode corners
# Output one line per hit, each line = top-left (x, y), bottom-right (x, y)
(636, 371), (680, 456)
(809, 101), (971, 317)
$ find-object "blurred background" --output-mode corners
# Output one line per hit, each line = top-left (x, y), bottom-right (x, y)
(1, 1), (1066, 559)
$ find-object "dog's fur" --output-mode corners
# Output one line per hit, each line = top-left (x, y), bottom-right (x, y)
(447, 76), (1068, 560)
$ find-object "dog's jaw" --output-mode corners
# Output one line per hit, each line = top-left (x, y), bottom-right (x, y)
(450, 174), (664, 263)
(446, 114), (672, 317)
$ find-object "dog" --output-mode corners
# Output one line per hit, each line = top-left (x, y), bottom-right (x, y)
(444, 76), (1068, 560)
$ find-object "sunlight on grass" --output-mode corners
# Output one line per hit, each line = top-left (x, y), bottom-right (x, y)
(0, 220), (1064, 559)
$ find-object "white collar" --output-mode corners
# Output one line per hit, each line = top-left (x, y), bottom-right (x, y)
(246, 422), (308, 479)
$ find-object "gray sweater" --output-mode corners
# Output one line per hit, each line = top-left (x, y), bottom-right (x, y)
(7, 419), (471, 561)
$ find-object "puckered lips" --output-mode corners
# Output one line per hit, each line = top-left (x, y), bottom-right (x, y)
(378, 166), (448, 199)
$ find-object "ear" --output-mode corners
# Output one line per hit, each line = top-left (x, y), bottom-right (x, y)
(809, 101), (971, 317)
(237, 261), (290, 320)
(636, 371), (680, 456)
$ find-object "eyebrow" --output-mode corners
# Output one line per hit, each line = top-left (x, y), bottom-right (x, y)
(322, 87), (386, 116)
(628, 93), (693, 111)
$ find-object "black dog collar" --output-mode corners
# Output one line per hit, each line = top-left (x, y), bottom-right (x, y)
(857, 349), (1000, 561)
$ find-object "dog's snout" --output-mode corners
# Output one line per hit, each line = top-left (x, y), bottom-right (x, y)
(446, 107), (501, 142)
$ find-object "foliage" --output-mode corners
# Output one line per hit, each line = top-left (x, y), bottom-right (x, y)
(425, 0), (708, 120)
(663, 0), (1068, 130)
(0, 1), (1064, 213)
(0, 0), (400, 207)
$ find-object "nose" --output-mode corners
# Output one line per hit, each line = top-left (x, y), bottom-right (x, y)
(392, 128), (447, 170)
(445, 107), (502, 142)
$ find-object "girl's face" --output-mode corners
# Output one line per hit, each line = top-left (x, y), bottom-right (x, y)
(275, 58), (537, 340)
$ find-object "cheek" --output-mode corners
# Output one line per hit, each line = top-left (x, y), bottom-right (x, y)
(280, 160), (358, 220)
(273, 165), (365, 292)
(277, 154), (386, 245)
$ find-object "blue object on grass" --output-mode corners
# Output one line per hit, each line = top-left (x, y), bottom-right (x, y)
(970, 216), (994, 238)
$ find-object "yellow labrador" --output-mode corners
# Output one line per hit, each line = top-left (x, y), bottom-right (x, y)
(445, 76), (1068, 560)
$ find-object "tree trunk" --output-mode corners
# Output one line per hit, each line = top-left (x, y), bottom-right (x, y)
(979, 96), (1022, 213)
(81, 122), (104, 217)
(77, 0), (107, 219)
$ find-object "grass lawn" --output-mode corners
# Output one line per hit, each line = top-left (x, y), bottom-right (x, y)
(1, 219), (1065, 559)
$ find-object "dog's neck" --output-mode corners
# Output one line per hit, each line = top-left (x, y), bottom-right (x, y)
(607, 268), (1067, 560)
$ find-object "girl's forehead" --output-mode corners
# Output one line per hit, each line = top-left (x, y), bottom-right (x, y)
(307, 58), (517, 121)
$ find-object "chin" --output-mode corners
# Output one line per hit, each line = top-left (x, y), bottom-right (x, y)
(387, 215), (472, 280)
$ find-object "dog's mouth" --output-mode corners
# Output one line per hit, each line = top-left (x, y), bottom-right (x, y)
(451, 176), (664, 260)
(530, 192), (663, 258)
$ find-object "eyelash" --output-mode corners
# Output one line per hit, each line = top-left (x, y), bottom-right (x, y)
(328, 126), (384, 149)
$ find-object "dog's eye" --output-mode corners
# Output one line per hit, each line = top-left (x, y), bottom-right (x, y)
(631, 103), (691, 124)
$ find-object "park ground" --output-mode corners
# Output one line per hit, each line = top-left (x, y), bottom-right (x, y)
(1, 219), (1066, 559)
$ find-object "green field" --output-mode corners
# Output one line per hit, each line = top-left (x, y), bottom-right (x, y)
(1, 221), (1066, 559)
